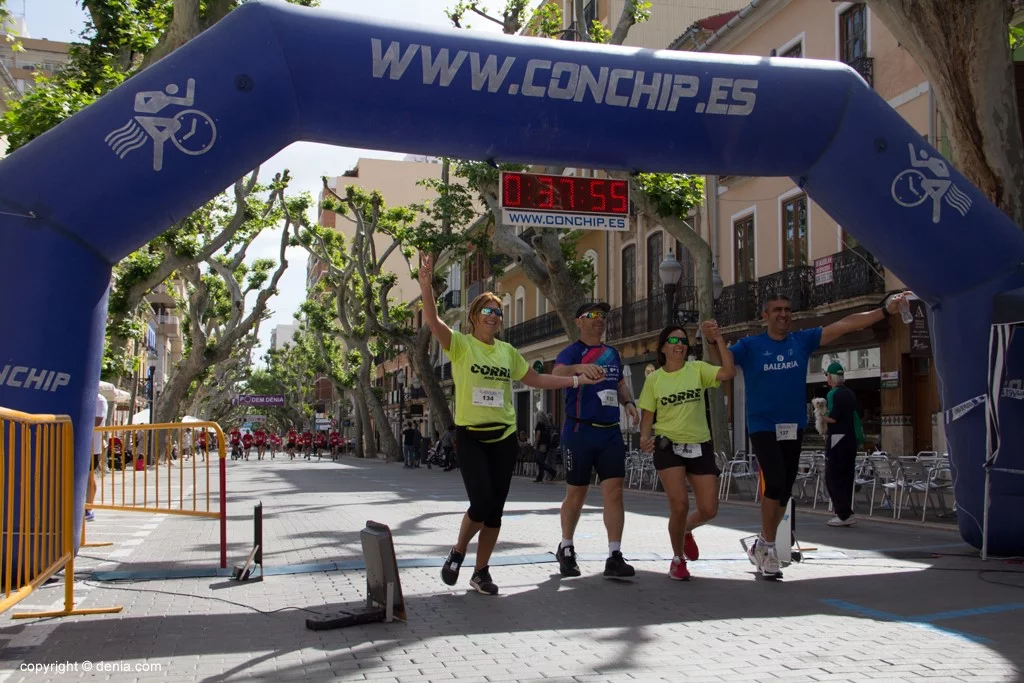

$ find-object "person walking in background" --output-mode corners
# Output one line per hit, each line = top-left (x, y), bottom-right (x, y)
(822, 361), (862, 527)
(86, 392), (107, 522)
(419, 252), (601, 595)
(402, 421), (420, 469)
(533, 413), (557, 483)
(440, 424), (457, 471)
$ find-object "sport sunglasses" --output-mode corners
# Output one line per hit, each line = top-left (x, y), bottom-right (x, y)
(479, 306), (503, 318)
(665, 336), (689, 345)
(578, 311), (607, 320)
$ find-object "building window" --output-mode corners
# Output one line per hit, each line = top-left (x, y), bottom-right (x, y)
(781, 194), (809, 269)
(514, 286), (525, 324)
(502, 294), (511, 323)
(674, 241), (695, 288)
(781, 42), (802, 58)
(646, 231), (663, 299)
(621, 244), (636, 304)
(839, 3), (867, 63)
(733, 215), (756, 283)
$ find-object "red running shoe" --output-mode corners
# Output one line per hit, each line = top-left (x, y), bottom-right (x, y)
(669, 557), (691, 581)
(683, 532), (699, 562)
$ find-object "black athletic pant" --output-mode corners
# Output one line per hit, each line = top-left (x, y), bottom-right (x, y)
(825, 436), (857, 520)
(456, 429), (518, 528)
(533, 447), (556, 481)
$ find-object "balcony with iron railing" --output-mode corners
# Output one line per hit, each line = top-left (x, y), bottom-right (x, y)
(502, 310), (565, 348)
(844, 55), (874, 88)
(714, 247), (885, 328)
(441, 289), (462, 311)
(605, 287), (697, 342)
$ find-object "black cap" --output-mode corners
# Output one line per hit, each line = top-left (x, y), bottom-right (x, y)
(575, 301), (611, 318)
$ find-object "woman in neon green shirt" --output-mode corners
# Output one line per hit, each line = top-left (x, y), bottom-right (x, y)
(419, 252), (600, 596)
(638, 322), (735, 581)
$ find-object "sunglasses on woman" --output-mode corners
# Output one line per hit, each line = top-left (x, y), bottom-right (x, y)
(479, 307), (503, 318)
(578, 311), (607, 320)
(665, 336), (688, 345)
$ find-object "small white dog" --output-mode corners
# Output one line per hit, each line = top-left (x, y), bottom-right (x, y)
(812, 397), (828, 436)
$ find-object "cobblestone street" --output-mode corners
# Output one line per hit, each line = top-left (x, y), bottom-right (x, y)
(1, 454), (1021, 683)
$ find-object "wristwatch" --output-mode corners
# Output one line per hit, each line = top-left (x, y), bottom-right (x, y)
(879, 294), (894, 316)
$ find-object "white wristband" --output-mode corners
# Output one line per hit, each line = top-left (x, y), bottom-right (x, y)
(572, 375), (579, 389)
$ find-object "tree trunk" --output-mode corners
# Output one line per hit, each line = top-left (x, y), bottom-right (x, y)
(866, 0), (1024, 227)
(351, 339), (399, 461)
(351, 391), (366, 459)
(407, 327), (453, 436)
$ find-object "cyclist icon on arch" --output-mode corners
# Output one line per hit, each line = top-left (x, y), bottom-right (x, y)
(104, 78), (217, 171)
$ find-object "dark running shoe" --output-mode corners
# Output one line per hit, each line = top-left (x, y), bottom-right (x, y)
(604, 551), (635, 579)
(556, 544), (581, 577)
(470, 566), (499, 595)
(441, 547), (465, 586)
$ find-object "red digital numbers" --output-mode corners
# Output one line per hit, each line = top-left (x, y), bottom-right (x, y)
(500, 172), (629, 215)
(503, 173), (522, 207)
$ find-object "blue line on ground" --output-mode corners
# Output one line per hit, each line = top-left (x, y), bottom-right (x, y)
(820, 599), (993, 644)
(916, 603), (1024, 622)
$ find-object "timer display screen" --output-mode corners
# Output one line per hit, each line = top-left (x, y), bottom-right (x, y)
(500, 172), (629, 215)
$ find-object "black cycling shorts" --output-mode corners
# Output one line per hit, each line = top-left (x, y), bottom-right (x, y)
(749, 430), (804, 505)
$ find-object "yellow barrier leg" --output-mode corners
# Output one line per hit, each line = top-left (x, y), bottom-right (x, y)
(12, 555), (122, 619)
(80, 517), (113, 548)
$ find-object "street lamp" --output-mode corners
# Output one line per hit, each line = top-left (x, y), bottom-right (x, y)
(712, 263), (724, 301)
(659, 252), (684, 327)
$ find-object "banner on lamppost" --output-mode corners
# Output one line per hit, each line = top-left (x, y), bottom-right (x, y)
(234, 394), (285, 407)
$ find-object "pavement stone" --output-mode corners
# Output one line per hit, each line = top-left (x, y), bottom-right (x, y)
(0, 454), (1021, 683)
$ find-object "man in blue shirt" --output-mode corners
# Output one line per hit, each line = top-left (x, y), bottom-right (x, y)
(725, 290), (908, 578)
(552, 302), (640, 579)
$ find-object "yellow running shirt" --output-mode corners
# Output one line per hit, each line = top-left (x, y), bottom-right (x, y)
(637, 362), (722, 445)
(448, 330), (529, 440)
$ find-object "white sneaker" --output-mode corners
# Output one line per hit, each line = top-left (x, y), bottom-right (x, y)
(752, 539), (768, 569)
(827, 515), (857, 527)
(760, 545), (782, 576)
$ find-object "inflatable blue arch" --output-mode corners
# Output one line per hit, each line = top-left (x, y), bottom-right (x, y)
(1, 1), (1022, 555)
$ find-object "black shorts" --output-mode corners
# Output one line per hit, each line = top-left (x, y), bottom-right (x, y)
(92, 452), (101, 470)
(652, 438), (720, 476)
(561, 422), (626, 486)
(749, 430), (804, 505)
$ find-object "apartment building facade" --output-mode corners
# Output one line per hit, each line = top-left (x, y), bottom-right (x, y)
(469, 0), (952, 456)
(479, 0), (753, 440)
(670, 0), (941, 456)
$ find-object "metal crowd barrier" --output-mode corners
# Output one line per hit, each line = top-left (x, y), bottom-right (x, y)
(0, 406), (121, 619)
(92, 422), (228, 568)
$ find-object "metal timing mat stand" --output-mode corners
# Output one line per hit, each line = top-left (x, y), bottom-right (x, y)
(306, 521), (406, 630)
(232, 502), (264, 582)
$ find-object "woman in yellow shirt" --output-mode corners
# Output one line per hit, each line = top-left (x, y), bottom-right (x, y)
(638, 322), (735, 581)
(419, 253), (600, 595)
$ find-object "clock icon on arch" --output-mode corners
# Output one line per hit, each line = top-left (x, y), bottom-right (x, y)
(890, 169), (929, 208)
(171, 109), (217, 156)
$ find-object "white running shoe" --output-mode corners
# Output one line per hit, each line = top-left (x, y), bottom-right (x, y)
(827, 515), (857, 527)
(760, 545), (782, 576)
(751, 538), (768, 569)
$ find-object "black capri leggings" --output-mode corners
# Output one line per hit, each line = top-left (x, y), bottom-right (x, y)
(456, 429), (519, 528)
(749, 430), (804, 506)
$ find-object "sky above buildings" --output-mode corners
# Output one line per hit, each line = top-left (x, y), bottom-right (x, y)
(22, 0), (523, 359)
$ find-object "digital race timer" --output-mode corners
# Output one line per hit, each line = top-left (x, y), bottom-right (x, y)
(499, 171), (629, 215)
